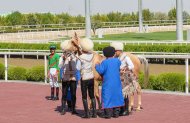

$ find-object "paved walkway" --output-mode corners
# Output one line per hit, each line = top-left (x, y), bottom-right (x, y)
(0, 82), (190, 123)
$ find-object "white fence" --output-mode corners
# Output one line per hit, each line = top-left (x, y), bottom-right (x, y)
(47, 40), (190, 45)
(0, 52), (189, 94)
(0, 19), (190, 31)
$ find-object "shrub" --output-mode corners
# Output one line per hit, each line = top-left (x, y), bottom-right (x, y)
(139, 72), (186, 92)
(0, 63), (5, 79)
(8, 67), (27, 80)
(155, 73), (185, 92)
(26, 66), (44, 81)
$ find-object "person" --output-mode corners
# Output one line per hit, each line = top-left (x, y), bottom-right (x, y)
(59, 40), (78, 115)
(76, 38), (97, 118)
(48, 45), (60, 100)
(110, 42), (136, 115)
(95, 46), (124, 119)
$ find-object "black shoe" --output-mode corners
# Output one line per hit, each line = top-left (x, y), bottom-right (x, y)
(119, 107), (129, 116)
(72, 110), (78, 115)
(122, 110), (129, 116)
(99, 109), (111, 119)
(61, 109), (66, 115)
(113, 108), (120, 118)
(81, 114), (90, 118)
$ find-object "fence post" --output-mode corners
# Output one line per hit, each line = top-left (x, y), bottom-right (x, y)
(4, 54), (8, 81)
(22, 50), (24, 59)
(185, 58), (189, 94)
(44, 55), (47, 84)
(37, 51), (39, 60)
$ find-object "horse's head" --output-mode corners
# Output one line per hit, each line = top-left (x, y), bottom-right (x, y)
(61, 32), (94, 56)
(60, 32), (82, 56)
(70, 32), (83, 55)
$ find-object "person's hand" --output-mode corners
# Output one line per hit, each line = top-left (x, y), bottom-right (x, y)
(62, 55), (66, 61)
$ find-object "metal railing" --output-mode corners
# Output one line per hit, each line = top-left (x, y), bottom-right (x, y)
(0, 19), (190, 33)
(0, 51), (189, 94)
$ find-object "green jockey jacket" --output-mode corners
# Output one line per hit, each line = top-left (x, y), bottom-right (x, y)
(48, 53), (60, 71)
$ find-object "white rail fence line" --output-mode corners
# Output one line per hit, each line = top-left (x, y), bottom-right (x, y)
(0, 19), (190, 30)
(1, 49), (190, 59)
(47, 40), (190, 45)
(0, 52), (189, 94)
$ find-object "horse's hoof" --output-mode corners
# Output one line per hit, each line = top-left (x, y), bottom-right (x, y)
(136, 106), (143, 111)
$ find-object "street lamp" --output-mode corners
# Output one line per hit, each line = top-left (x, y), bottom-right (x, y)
(176, 0), (183, 41)
(138, 0), (143, 33)
(85, 0), (91, 38)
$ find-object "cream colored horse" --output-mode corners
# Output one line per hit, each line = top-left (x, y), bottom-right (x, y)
(69, 33), (149, 110)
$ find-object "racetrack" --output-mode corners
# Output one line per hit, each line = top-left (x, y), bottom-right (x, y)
(0, 82), (190, 123)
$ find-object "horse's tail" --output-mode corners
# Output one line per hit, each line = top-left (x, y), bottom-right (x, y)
(138, 55), (149, 88)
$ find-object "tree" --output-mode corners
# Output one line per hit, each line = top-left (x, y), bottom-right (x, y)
(5, 11), (23, 25)
(183, 11), (190, 20)
(131, 12), (138, 21)
(142, 9), (153, 21)
(26, 14), (38, 25)
(56, 13), (74, 24)
(153, 12), (168, 20)
(168, 8), (176, 20)
(107, 12), (122, 22)
(0, 16), (6, 26)
(91, 20), (103, 36)
(122, 13), (133, 21)
(40, 13), (55, 24)
(74, 15), (85, 23)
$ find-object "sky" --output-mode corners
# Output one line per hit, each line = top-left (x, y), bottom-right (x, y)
(0, 0), (190, 15)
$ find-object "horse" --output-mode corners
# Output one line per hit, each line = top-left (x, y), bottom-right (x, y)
(68, 33), (149, 110)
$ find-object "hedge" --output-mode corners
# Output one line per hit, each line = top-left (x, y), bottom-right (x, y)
(26, 66), (44, 82)
(0, 63), (5, 79)
(1, 43), (190, 53)
(0, 63), (189, 92)
(8, 67), (27, 80)
(139, 72), (187, 92)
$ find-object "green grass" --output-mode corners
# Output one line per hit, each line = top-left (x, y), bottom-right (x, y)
(92, 31), (187, 41)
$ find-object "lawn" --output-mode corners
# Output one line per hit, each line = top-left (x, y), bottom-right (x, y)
(92, 31), (187, 41)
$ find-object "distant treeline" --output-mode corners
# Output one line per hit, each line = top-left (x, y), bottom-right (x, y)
(0, 8), (190, 26)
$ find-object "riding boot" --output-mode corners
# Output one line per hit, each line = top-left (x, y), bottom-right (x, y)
(91, 98), (97, 118)
(81, 99), (90, 118)
(50, 87), (54, 100)
(71, 98), (78, 114)
(113, 108), (120, 118)
(67, 100), (72, 111)
(61, 99), (66, 115)
(54, 87), (59, 100)
(119, 106), (125, 116)
(122, 98), (130, 115)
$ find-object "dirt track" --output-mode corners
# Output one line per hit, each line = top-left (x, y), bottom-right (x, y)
(0, 82), (190, 123)
(0, 58), (189, 75)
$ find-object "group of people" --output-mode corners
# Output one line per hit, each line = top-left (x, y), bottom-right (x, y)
(47, 38), (139, 119)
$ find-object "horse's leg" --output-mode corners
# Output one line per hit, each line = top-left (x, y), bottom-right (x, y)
(136, 83), (142, 111)
(129, 93), (134, 112)
(94, 80), (101, 109)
